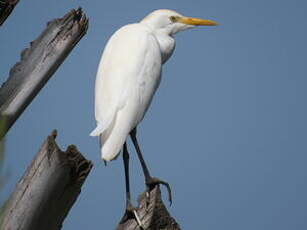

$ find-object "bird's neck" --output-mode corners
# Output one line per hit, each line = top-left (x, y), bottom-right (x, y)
(154, 32), (175, 64)
(139, 22), (175, 64)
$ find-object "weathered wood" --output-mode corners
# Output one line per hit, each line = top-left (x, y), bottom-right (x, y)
(0, 0), (19, 26)
(0, 130), (93, 230)
(0, 8), (88, 139)
(116, 186), (181, 230)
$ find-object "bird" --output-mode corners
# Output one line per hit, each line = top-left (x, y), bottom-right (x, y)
(90, 9), (218, 223)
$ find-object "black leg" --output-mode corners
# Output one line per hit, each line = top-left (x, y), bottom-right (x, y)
(123, 142), (132, 209)
(120, 142), (142, 227)
(130, 127), (172, 206)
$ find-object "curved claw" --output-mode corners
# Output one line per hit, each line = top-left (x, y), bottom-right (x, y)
(120, 203), (144, 229)
(146, 177), (172, 206)
(158, 180), (172, 206)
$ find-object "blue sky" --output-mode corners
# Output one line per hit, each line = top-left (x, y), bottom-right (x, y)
(1, 0), (307, 229)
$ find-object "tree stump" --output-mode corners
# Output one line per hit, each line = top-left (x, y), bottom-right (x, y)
(116, 186), (181, 230)
(0, 130), (93, 230)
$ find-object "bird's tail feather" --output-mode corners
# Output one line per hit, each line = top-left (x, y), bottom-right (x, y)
(100, 129), (125, 161)
(99, 110), (131, 162)
(92, 108), (133, 162)
(90, 125), (104, 136)
(90, 110), (115, 137)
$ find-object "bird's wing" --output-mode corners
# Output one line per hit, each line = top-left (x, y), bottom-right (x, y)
(90, 24), (161, 138)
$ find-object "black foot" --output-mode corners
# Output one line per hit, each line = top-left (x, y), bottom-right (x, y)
(145, 177), (172, 206)
(120, 203), (143, 228)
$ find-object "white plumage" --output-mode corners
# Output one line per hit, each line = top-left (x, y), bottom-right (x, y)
(90, 9), (218, 161)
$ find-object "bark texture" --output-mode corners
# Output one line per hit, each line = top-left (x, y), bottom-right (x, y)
(0, 8), (88, 139)
(116, 186), (181, 230)
(0, 130), (93, 230)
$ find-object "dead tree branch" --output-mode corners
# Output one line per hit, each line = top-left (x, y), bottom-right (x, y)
(0, 130), (93, 230)
(116, 186), (181, 230)
(0, 0), (19, 26)
(0, 8), (88, 140)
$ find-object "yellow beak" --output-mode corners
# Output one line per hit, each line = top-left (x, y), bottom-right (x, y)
(178, 17), (218, 26)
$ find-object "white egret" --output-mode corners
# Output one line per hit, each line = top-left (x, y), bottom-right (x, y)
(90, 9), (218, 222)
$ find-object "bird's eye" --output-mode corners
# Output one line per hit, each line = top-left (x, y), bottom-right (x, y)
(169, 16), (178, 22)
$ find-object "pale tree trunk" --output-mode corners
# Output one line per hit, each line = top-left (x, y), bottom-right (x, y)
(0, 8), (88, 140)
(0, 130), (93, 230)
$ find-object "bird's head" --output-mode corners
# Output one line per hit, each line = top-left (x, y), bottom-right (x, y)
(140, 9), (218, 35)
